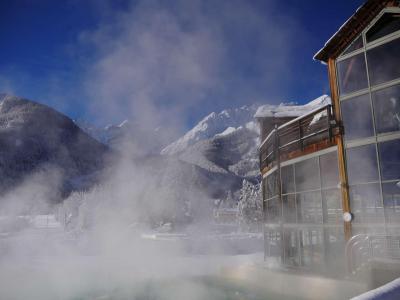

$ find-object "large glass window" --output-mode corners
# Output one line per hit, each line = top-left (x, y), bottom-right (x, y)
(341, 94), (374, 140)
(367, 37), (400, 86)
(300, 229), (325, 267)
(366, 13), (400, 43)
(346, 144), (379, 184)
(266, 171), (279, 199)
(295, 157), (320, 192)
(349, 184), (384, 223)
(264, 150), (341, 269)
(296, 191), (323, 224)
(382, 182), (400, 223)
(378, 139), (400, 181)
(281, 165), (295, 194)
(283, 230), (300, 266)
(264, 150), (339, 226)
(372, 84), (400, 134)
(334, 11), (400, 235)
(320, 151), (340, 188)
(337, 12), (400, 142)
(323, 189), (342, 224)
(266, 196), (281, 223)
(323, 228), (345, 270)
(337, 53), (369, 95)
(283, 194), (296, 223)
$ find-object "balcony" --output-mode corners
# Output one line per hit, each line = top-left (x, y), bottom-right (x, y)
(259, 105), (339, 172)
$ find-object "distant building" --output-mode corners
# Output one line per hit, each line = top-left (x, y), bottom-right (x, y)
(259, 0), (400, 280)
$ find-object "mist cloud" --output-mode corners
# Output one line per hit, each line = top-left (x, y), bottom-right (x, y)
(79, 0), (305, 130)
(0, 2), (308, 298)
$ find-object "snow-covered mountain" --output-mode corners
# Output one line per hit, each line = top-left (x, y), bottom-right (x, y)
(0, 94), (109, 200)
(0, 92), (330, 221)
(161, 105), (259, 155)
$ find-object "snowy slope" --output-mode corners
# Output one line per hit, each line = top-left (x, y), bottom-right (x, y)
(0, 94), (109, 198)
(161, 106), (259, 155)
(177, 125), (260, 177)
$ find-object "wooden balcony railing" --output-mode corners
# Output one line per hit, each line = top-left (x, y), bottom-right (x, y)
(259, 105), (338, 172)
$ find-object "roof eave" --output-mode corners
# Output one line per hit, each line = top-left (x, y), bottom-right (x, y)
(314, 0), (396, 62)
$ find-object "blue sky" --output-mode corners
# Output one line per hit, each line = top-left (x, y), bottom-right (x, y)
(0, 0), (365, 131)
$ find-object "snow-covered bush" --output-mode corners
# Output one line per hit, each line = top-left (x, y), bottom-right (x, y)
(237, 179), (262, 229)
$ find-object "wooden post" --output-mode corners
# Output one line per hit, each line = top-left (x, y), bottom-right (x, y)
(328, 58), (352, 241)
(327, 105), (333, 141)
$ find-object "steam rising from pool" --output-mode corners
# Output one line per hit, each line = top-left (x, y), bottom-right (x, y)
(0, 0), (322, 299)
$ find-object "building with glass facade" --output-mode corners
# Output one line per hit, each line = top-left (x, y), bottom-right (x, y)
(259, 0), (400, 277)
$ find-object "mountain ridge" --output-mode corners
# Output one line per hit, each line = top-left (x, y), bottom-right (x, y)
(0, 93), (109, 201)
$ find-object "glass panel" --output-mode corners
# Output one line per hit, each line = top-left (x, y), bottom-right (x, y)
(283, 229), (300, 266)
(300, 229), (324, 267)
(266, 171), (279, 199)
(283, 194), (296, 223)
(382, 182), (400, 223)
(352, 225), (386, 236)
(266, 196), (281, 223)
(265, 230), (281, 258)
(296, 191), (323, 224)
(366, 13), (400, 43)
(367, 37), (400, 86)
(324, 228), (345, 268)
(281, 165), (295, 194)
(341, 94), (374, 140)
(349, 184), (384, 223)
(337, 53), (368, 95)
(378, 139), (400, 181)
(295, 157), (320, 192)
(346, 144), (379, 184)
(322, 189), (342, 224)
(372, 84), (400, 134)
(320, 151), (339, 188)
(342, 36), (364, 56)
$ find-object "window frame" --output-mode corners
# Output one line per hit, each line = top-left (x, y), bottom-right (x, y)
(336, 8), (400, 226)
(279, 147), (340, 225)
(337, 7), (400, 60)
(336, 8), (400, 97)
(337, 8), (400, 145)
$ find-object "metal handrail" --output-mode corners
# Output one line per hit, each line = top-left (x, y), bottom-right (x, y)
(259, 105), (335, 171)
(345, 234), (400, 275)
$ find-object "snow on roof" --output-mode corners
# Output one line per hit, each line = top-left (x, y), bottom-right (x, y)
(254, 95), (331, 119)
